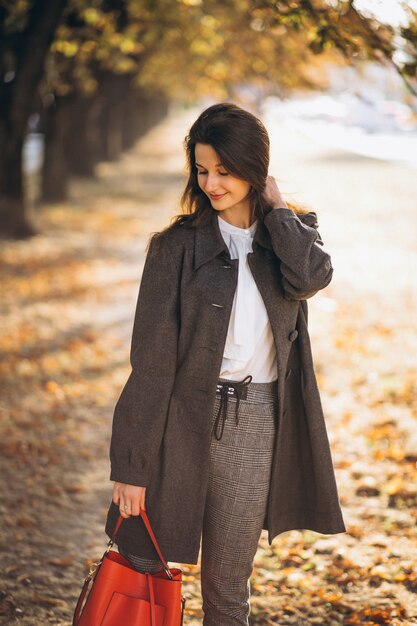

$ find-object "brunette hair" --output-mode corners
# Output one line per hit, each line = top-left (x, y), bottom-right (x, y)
(151, 101), (310, 241)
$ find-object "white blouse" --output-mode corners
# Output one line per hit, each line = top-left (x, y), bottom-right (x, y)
(217, 215), (278, 383)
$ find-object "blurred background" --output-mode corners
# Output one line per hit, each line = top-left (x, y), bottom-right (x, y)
(1, 1), (417, 625)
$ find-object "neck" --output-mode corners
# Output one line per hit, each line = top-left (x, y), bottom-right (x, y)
(217, 207), (254, 229)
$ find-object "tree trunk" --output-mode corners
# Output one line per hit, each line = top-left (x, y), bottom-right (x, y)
(66, 94), (104, 177)
(0, 0), (67, 239)
(0, 121), (36, 238)
(121, 91), (170, 153)
(41, 95), (74, 202)
(96, 72), (132, 162)
(121, 88), (139, 151)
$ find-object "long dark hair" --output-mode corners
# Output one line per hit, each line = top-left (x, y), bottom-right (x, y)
(151, 101), (310, 242)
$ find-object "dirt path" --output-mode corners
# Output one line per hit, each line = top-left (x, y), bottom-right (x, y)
(0, 103), (417, 625)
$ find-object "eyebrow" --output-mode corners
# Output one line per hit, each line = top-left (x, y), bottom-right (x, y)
(195, 162), (223, 167)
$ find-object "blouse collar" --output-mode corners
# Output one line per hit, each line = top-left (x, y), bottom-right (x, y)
(193, 209), (273, 271)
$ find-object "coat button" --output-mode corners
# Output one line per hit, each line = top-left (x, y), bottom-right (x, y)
(288, 329), (298, 341)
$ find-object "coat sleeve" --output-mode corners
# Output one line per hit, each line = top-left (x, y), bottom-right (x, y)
(109, 233), (181, 487)
(263, 207), (333, 300)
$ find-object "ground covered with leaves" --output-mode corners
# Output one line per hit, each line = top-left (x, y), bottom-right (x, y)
(1, 104), (417, 625)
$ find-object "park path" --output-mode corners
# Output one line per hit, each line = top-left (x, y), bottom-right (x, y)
(0, 102), (416, 625)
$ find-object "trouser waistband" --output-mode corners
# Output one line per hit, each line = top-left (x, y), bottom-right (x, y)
(213, 374), (278, 441)
(216, 375), (278, 403)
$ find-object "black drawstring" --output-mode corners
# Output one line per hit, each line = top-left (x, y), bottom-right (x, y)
(213, 374), (253, 441)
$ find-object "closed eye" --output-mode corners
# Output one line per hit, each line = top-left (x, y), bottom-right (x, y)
(197, 170), (228, 176)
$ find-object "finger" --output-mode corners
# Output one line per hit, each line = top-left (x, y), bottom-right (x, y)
(123, 501), (131, 517)
(119, 499), (131, 518)
(131, 498), (140, 516)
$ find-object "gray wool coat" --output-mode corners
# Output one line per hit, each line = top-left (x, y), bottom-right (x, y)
(105, 207), (347, 564)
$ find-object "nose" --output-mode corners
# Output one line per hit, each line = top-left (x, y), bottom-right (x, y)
(205, 174), (223, 193)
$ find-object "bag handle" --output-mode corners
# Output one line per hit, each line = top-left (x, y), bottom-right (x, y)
(73, 577), (91, 626)
(112, 508), (173, 580)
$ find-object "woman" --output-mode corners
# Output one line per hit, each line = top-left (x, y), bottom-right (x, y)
(105, 102), (346, 625)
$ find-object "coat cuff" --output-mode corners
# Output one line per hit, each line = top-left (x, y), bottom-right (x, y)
(264, 206), (317, 228)
(263, 207), (332, 300)
(109, 468), (150, 488)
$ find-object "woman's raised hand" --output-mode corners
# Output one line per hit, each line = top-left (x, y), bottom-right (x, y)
(262, 175), (288, 210)
(112, 482), (146, 519)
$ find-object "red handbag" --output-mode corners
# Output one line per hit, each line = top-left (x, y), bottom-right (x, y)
(72, 509), (186, 626)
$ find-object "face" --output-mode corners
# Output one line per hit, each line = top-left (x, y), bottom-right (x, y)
(194, 143), (251, 217)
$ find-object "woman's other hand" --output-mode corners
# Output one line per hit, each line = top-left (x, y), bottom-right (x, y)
(112, 482), (146, 518)
(262, 175), (288, 210)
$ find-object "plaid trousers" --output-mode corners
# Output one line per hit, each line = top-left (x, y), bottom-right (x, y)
(118, 376), (278, 626)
